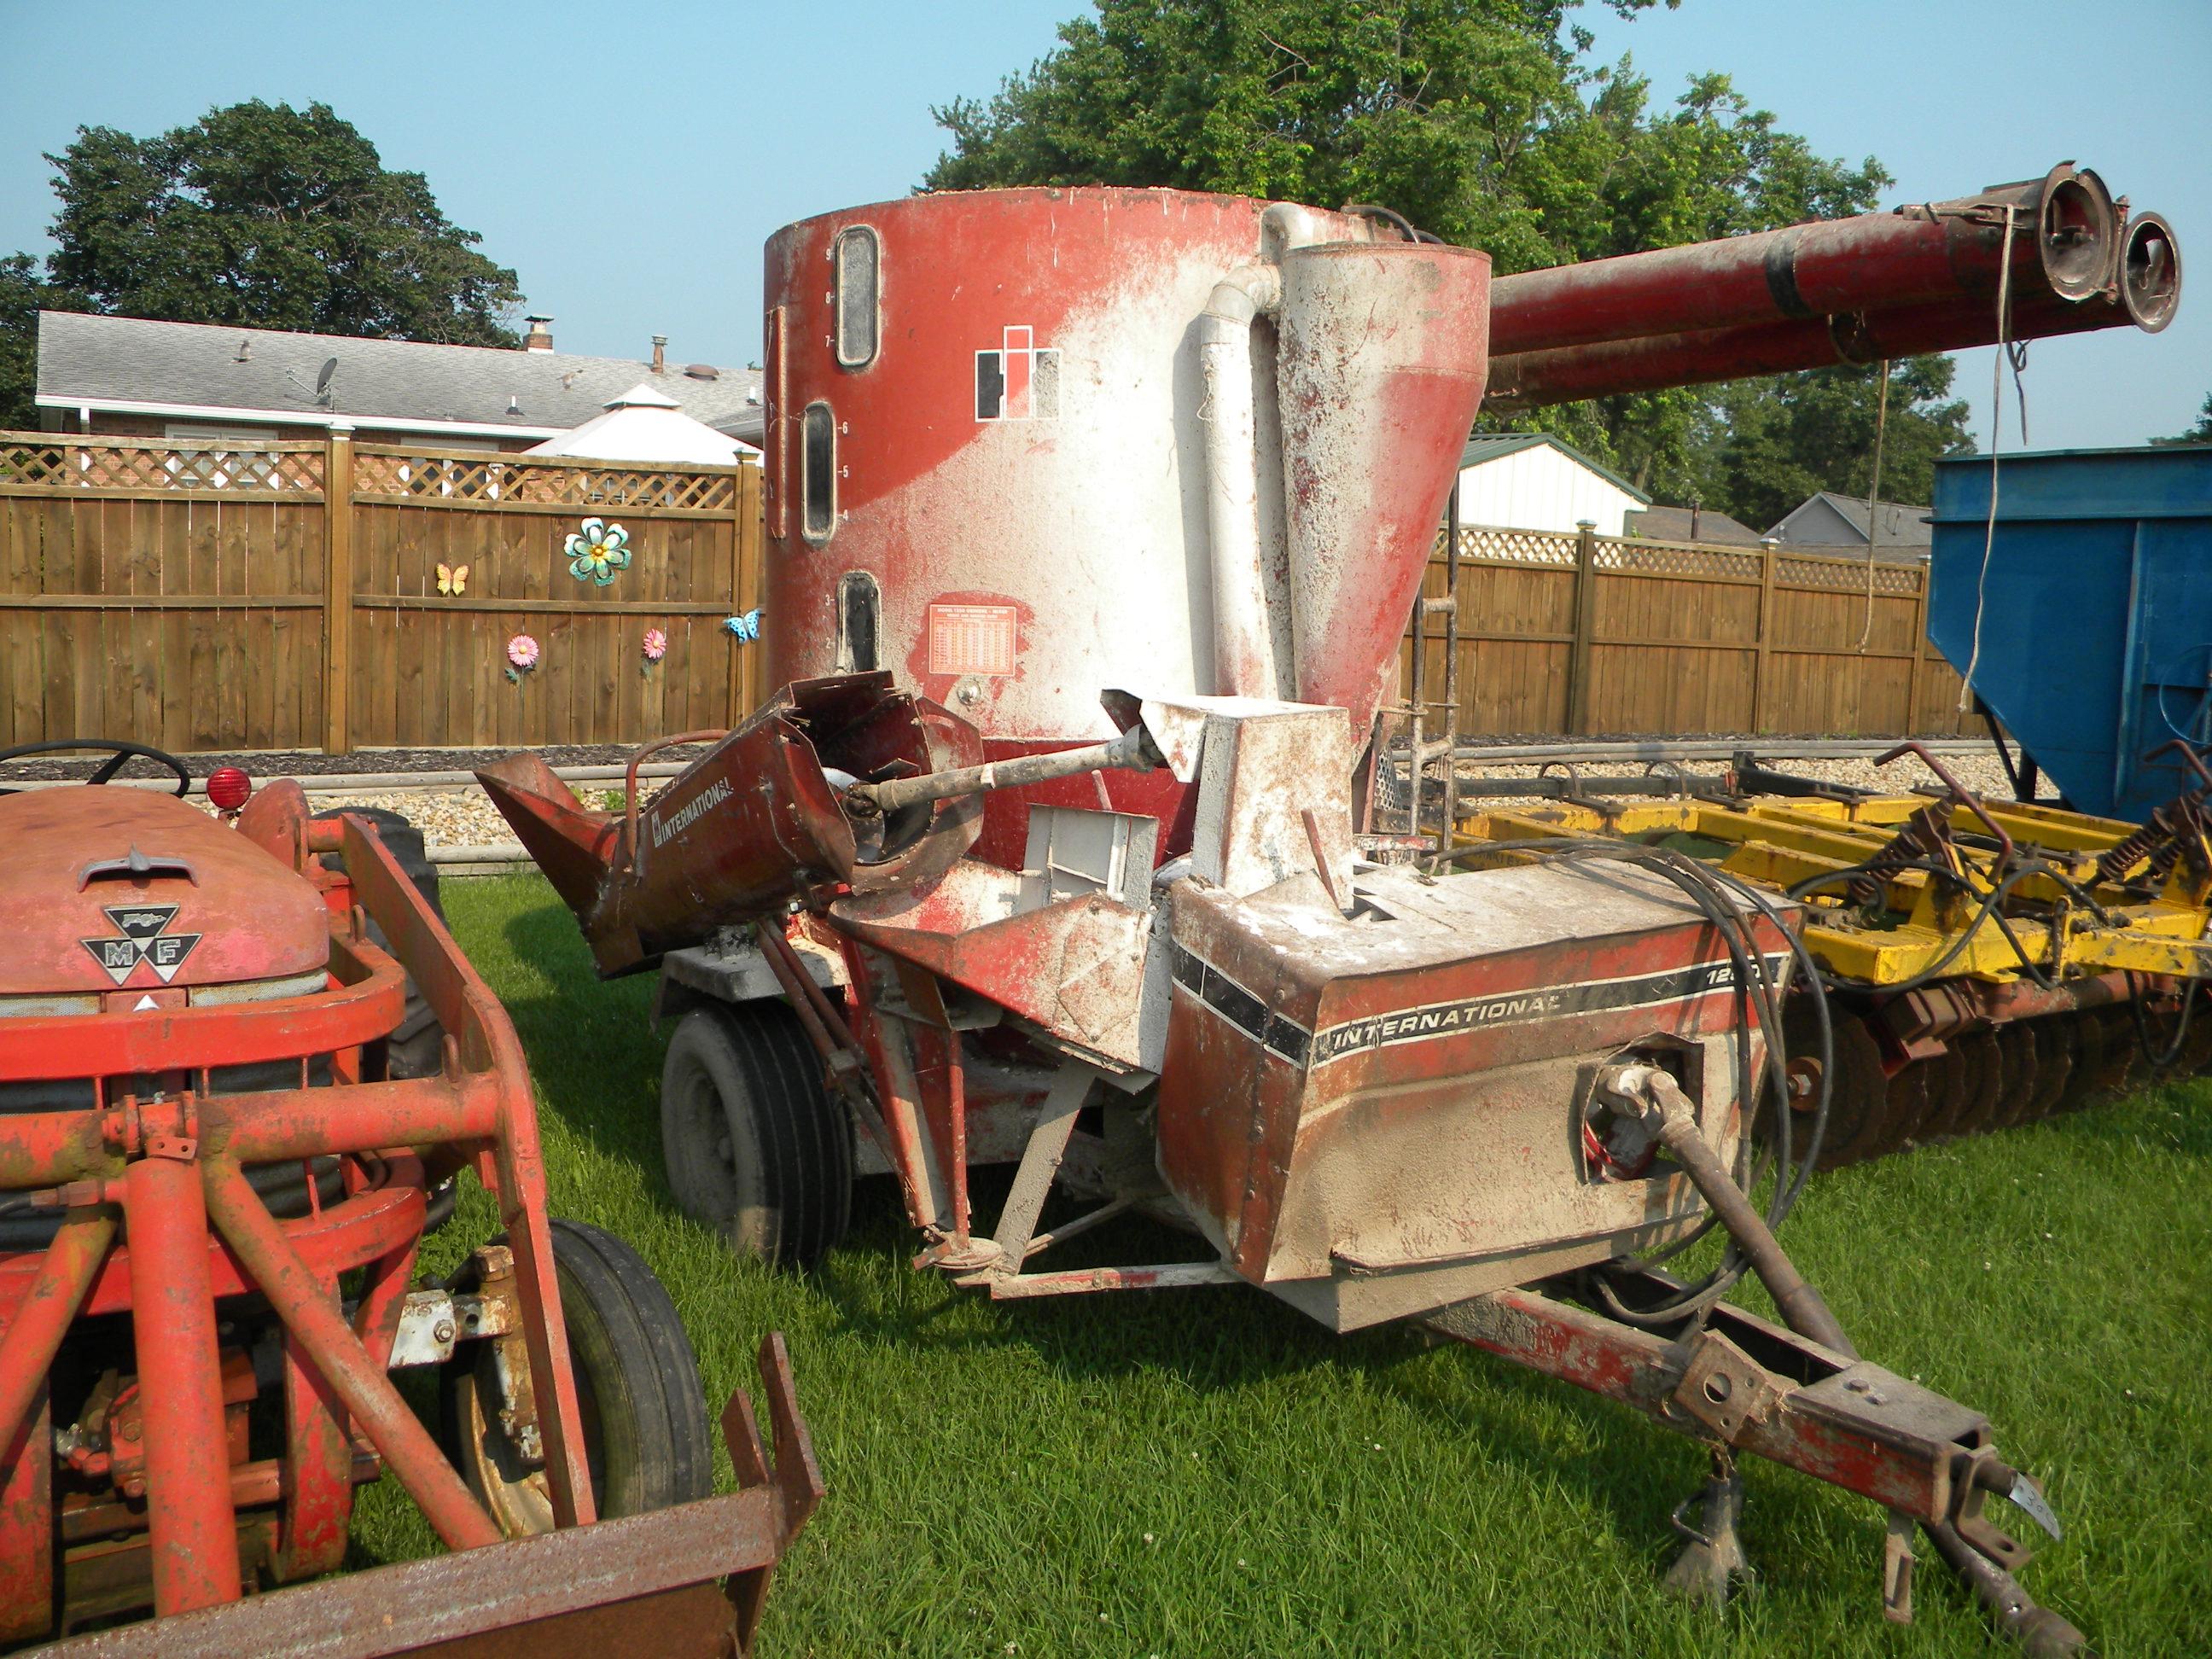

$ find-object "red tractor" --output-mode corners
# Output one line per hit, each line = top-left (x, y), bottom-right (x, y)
(0, 741), (818, 1654)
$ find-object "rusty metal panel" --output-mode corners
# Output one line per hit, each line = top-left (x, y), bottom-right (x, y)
(1155, 859), (1790, 1318)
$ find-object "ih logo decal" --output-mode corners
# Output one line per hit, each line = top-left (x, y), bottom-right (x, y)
(80, 905), (201, 986)
(975, 326), (1059, 422)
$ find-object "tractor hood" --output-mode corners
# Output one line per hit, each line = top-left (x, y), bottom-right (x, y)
(0, 789), (329, 1001)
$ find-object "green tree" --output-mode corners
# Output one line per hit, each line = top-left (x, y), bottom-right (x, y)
(1688, 357), (1975, 532)
(2155, 393), (2212, 445)
(2, 100), (521, 427)
(923, 1), (1922, 502)
(0, 254), (55, 428)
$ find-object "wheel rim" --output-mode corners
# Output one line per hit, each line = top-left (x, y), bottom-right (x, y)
(667, 1052), (742, 1227)
(455, 1339), (608, 1538)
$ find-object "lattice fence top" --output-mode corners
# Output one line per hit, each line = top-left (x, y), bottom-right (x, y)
(1444, 522), (1925, 595)
(1452, 527), (1580, 567)
(1777, 552), (1924, 595)
(352, 448), (739, 512)
(0, 436), (325, 495)
(1595, 538), (1763, 581)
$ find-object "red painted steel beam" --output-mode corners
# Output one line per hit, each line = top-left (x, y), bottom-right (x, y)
(1487, 166), (2117, 358)
(0, 1210), (115, 1470)
(1425, 1283), (1988, 1523)
(125, 1155), (242, 1615)
(200, 1157), (504, 1555)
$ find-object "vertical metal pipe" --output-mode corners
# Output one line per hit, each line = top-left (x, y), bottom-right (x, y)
(1440, 480), (1463, 836)
(1198, 269), (1283, 697)
(125, 1157), (242, 1614)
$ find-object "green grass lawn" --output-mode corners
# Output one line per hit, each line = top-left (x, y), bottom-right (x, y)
(356, 874), (2212, 1657)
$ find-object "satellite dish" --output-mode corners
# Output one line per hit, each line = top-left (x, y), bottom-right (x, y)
(315, 358), (339, 402)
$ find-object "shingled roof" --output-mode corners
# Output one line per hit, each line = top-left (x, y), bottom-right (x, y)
(35, 311), (763, 441)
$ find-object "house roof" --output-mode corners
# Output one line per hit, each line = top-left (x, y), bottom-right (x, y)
(35, 311), (764, 441)
(1457, 431), (1650, 504)
(525, 384), (759, 465)
(1767, 491), (1933, 550)
(1627, 504), (1765, 546)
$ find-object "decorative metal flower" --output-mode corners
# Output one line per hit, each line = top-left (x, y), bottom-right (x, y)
(724, 608), (763, 642)
(641, 627), (668, 661)
(565, 517), (631, 585)
(504, 632), (539, 684)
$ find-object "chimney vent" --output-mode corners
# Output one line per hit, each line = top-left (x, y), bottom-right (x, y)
(523, 315), (555, 352)
(651, 335), (668, 374)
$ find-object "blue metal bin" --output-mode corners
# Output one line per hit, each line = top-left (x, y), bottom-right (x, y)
(1930, 443), (2212, 822)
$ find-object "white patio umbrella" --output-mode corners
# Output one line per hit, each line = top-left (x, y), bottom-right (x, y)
(525, 383), (759, 464)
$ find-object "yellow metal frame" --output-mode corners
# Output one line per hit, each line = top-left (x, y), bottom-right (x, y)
(1454, 789), (2212, 988)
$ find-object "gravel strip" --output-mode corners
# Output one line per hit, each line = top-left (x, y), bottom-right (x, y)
(1457, 748), (2017, 803)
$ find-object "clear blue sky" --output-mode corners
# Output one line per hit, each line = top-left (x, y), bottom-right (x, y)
(4, 0), (2206, 456)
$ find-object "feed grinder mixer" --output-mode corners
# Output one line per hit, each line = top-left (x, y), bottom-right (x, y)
(483, 172), (2175, 1650)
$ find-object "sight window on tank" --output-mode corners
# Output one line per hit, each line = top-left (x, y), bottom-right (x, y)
(800, 401), (835, 543)
(836, 571), (881, 672)
(834, 226), (880, 370)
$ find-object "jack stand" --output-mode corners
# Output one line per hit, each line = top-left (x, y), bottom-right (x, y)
(1664, 1449), (1754, 1604)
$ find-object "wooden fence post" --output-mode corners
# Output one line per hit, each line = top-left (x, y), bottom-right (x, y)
(1751, 536), (1779, 735)
(1906, 564), (1930, 736)
(322, 428), (353, 754)
(1566, 520), (1598, 736)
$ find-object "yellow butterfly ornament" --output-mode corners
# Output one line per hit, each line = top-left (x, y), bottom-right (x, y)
(436, 563), (469, 597)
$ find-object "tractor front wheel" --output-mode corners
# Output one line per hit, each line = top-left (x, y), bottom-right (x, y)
(443, 1219), (713, 1534)
(661, 1004), (853, 1269)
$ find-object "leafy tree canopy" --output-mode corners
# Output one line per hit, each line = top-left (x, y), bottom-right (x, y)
(924, 0), (1963, 525)
(3, 100), (521, 426)
(2155, 393), (2212, 446)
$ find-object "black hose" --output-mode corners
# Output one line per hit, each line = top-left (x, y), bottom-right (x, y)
(0, 1156), (348, 1250)
(1785, 853), (2114, 997)
(1442, 838), (1835, 1324)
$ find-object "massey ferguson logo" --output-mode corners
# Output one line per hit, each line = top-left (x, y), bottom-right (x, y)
(80, 905), (201, 986)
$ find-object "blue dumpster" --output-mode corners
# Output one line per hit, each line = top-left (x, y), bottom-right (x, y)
(1929, 444), (2212, 823)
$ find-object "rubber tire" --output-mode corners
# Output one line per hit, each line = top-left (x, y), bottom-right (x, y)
(445, 1219), (714, 1532)
(661, 1004), (853, 1269)
(312, 807), (445, 1079)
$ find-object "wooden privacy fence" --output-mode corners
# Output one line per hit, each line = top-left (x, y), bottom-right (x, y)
(0, 433), (765, 754)
(1403, 524), (1980, 739)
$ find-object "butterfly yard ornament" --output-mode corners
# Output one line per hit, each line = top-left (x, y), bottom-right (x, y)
(724, 608), (763, 642)
(436, 562), (469, 597)
(504, 632), (539, 684)
(565, 518), (631, 585)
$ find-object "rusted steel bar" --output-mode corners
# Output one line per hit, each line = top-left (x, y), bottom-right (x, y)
(1487, 166), (2117, 359)
(124, 1155), (241, 1615)
(200, 1158), (503, 1554)
(845, 722), (1158, 818)
(0, 1210), (114, 1464)
(28, 1334), (824, 1659)
(1427, 1281), (1969, 1522)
